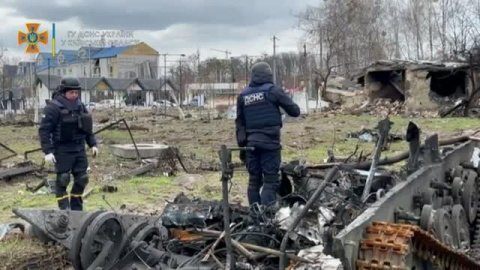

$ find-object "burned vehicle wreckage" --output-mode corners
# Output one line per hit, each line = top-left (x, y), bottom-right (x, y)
(11, 119), (480, 270)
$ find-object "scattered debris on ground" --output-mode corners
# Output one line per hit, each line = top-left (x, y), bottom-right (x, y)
(332, 98), (441, 118)
(101, 185), (118, 193)
(0, 222), (24, 241)
(347, 127), (404, 143)
(9, 119), (480, 269)
(0, 161), (36, 182)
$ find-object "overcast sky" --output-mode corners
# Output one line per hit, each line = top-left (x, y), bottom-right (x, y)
(0, 0), (318, 62)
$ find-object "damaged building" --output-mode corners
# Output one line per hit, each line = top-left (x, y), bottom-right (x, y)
(359, 60), (476, 111)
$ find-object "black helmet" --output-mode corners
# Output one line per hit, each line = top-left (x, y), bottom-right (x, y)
(51, 90), (59, 99)
(58, 77), (81, 93)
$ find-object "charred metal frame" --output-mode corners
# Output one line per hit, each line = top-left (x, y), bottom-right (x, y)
(11, 120), (480, 270)
(332, 139), (478, 270)
(279, 166), (339, 269)
(219, 144), (254, 270)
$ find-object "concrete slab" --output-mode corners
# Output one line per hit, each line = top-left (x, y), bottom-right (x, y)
(110, 144), (170, 159)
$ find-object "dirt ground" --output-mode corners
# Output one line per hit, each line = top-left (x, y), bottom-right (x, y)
(0, 108), (479, 261)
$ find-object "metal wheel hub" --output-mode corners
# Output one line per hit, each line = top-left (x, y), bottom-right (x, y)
(80, 212), (125, 270)
(70, 210), (104, 270)
(451, 204), (470, 251)
(434, 209), (458, 249)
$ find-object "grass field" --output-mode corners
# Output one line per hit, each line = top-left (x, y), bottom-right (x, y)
(0, 113), (478, 256)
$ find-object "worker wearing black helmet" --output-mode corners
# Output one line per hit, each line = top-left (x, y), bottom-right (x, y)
(38, 77), (98, 211)
(236, 62), (300, 206)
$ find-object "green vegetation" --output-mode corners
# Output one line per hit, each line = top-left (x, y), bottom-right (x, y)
(0, 113), (479, 259)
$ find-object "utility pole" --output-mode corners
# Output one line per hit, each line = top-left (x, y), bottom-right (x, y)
(164, 53), (167, 118)
(244, 55), (249, 85)
(32, 59), (38, 124)
(230, 57), (236, 106)
(319, 29), (323, 71)
(210, 49), (232, 108)
(89, 44), (92, 77)
(272, 36), (278, 84)
(0, 47), (7, 111)
(1, 55), (4, 102)
(179, 59), (183, 105)
(303, 44), (309, 114)
(48, 58), (50, 99)
(196, 48), (201, 83)
(210, 48), (232, 82)
(83, 53), (86, 103)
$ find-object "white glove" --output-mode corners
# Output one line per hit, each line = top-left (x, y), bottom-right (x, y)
(45, 153), (56, 164)
(92, 146), (99, 157)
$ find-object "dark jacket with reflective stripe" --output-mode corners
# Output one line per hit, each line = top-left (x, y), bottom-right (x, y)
(236, 71), (300, 150)
(38, 96), (96, 154)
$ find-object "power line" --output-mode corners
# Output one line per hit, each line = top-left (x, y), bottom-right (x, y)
(210, 49), (232, 60)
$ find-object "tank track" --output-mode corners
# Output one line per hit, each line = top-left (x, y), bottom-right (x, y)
(1, 245), (67, 270)
(357, 222), (480, 270)
(470, 178), (480, 257)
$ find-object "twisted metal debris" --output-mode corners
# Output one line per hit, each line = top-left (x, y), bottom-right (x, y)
(10, 119), (480, 270)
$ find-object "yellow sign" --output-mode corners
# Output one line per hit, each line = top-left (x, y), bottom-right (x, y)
(18, 23), (48, 54)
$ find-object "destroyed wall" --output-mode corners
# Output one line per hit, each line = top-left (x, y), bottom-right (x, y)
(319, 75), (365, 108)
(404, 69), (439, 111)
(466, 69), (480, 97)
(429, 70), (466, 98)
(365, 70), (405, 102)
(405, 67), (470, 111)
(342, 91), (368, 108)
(325, 89), (366, 108)
(361, 61), (476, 112)
(473, 71), (480, 107)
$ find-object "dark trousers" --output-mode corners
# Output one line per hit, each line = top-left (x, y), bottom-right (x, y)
(54, 150), (89, 211)
(246, 147), (281, 206)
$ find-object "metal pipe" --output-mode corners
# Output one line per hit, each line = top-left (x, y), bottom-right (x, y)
(175, 153), (189, 173)
(198, 229), (311, 264)
(218, 145), (253, 269)
(362, 119), (390, 201)
(241, 242), (312, 264)
(307, 135), (471, 170)
(120, 119), (142, 161)
(0, 142), (17, 162)
(221, 147), (233, 270)
(278, 166), (339, 270)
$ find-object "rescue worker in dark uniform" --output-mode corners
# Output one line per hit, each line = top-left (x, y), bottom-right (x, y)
(38, 77), (98, 211)
(236, 62), (300, 206)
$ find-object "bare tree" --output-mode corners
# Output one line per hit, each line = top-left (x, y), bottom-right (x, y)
(313, 34), (339, 110)
(298, 0), (480, 67)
